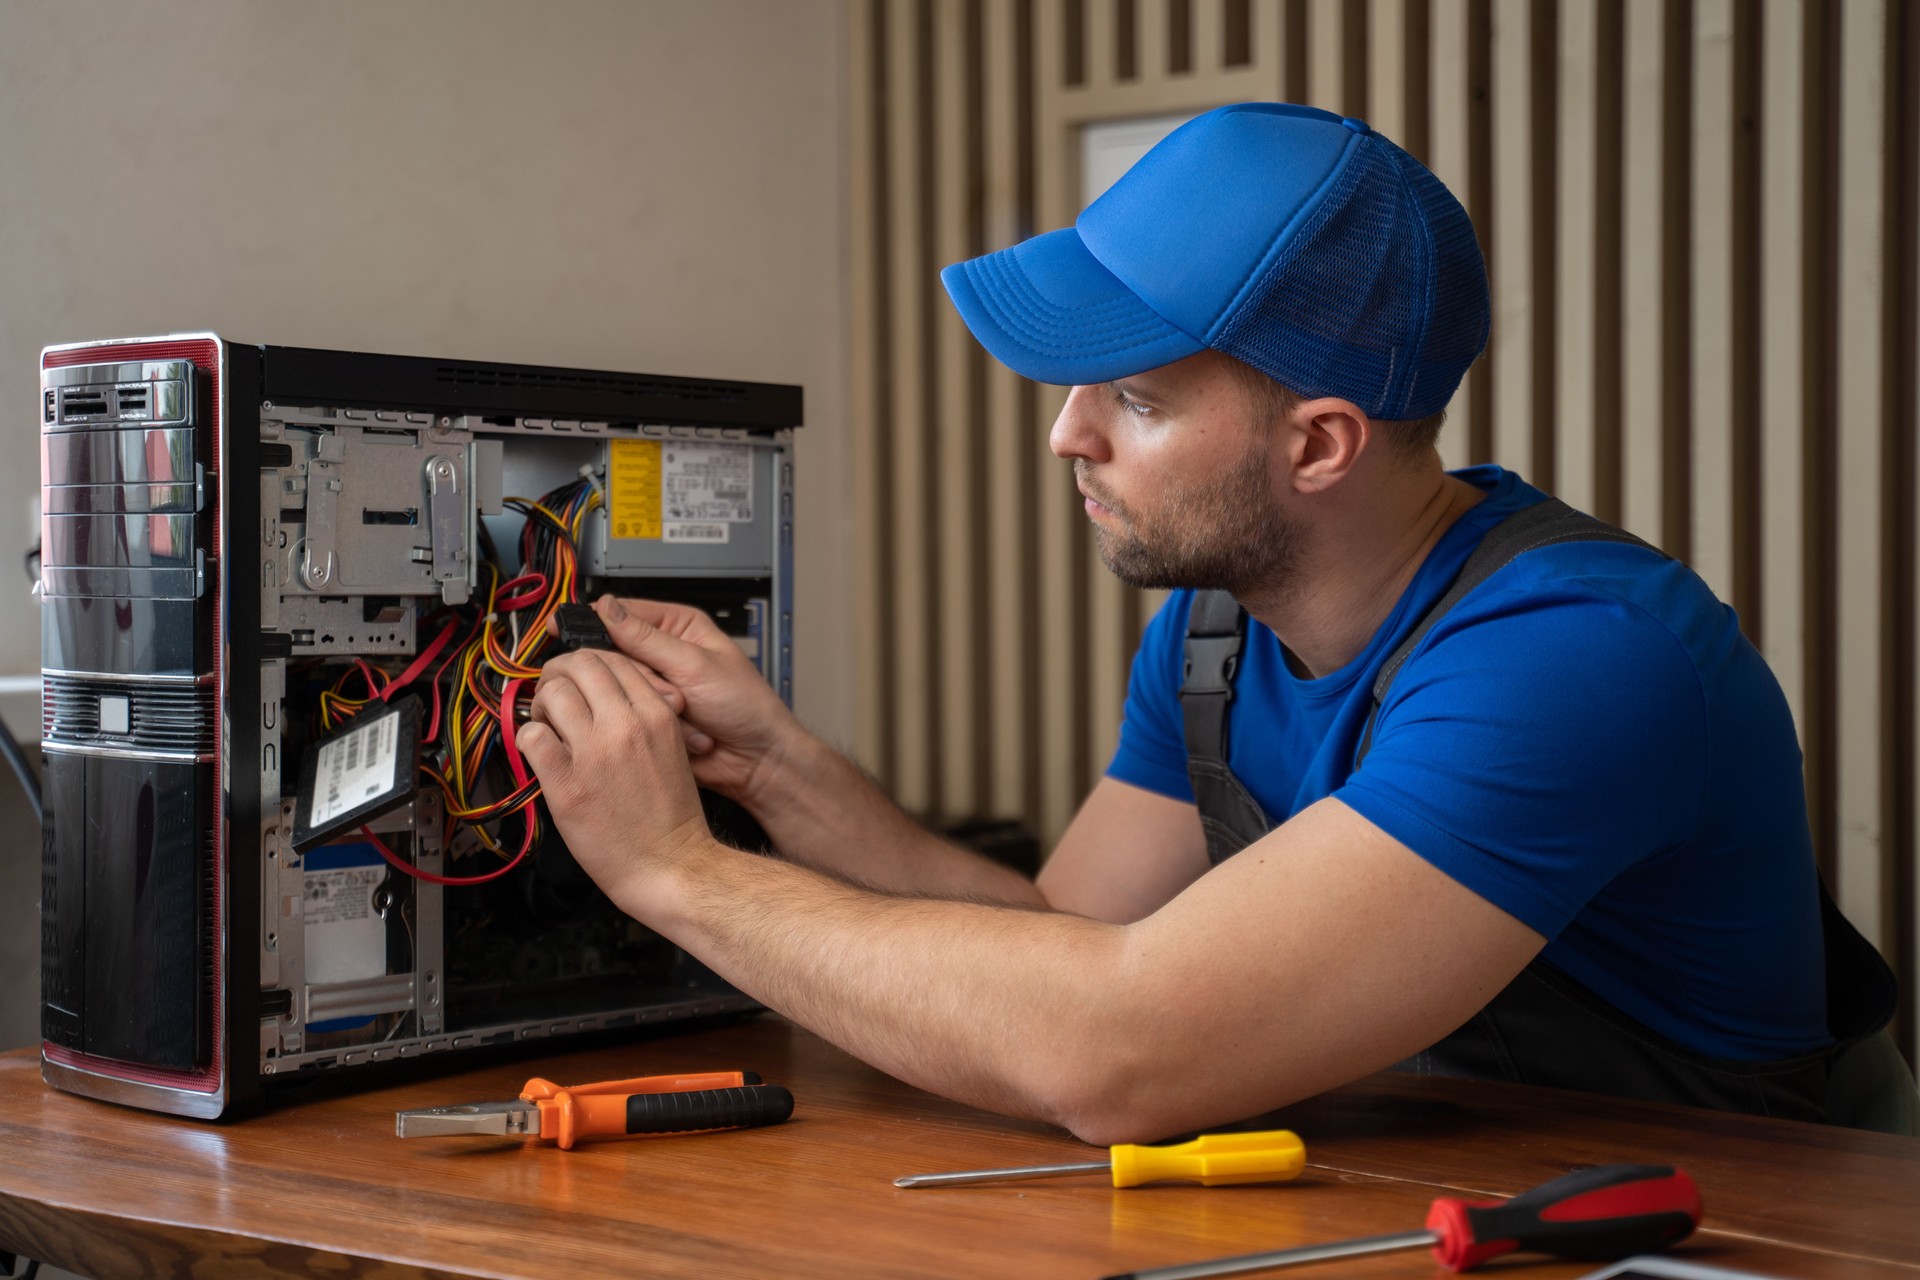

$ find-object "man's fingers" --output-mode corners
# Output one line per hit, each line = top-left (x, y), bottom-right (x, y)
(595, 597), (724, 681)
(539, 650), (687, 745)
(605, 596), (723, 644)
(536, 610), (688, 713)
(515, 720), (571, 777)
(593, 646), (676, 712)
(561, 649), (651, 711)
(637, 666), (685, 713)
(516, 719), (562, 759)
(530, 661), (599, 733)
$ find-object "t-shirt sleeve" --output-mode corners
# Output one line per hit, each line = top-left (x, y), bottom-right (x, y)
(1335, 580), (1708, 940)
(1106, 592), (1198, 803)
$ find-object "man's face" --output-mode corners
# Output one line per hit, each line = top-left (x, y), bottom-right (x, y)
(1052, 351), (1302, 596)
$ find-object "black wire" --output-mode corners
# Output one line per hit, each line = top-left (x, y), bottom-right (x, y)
(504, 479), (588, 574)
(0, 713), (40, 824)
(11, 542), (43, 824)
(434, 483), (578, 854)
(476, 517), (500, 568)
(503, 498), (578, 552)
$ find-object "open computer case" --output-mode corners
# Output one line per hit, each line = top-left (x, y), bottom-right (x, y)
(38, 334), (797, 1117)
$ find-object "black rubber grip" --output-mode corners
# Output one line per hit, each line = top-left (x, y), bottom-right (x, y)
(623, 1084), (795, 1134)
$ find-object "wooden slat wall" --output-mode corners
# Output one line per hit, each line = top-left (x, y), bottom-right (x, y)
(847, 0), (1919, 1064)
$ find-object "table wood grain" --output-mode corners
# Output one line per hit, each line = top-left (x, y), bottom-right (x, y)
(1, 1016), (1915, 1279)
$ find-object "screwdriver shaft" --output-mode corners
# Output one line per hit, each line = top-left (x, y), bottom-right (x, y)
(1105, 1230), (1437, 1280)
(895, 1160), (1109, 1188)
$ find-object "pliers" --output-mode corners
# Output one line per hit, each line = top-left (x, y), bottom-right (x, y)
(395, 1070), (794, 1150)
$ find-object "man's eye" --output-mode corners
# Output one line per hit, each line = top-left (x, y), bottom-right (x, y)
(1112, 388), (1152, 417)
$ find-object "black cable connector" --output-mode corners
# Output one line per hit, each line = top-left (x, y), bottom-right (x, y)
(554, 604), (616, 652)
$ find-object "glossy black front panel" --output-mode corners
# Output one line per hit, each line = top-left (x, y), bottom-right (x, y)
(40, 596), (204, 676)
(40, 363), (210, 677)
(43, 513), (198, 571)
(40, 752), (86, 1051)
(81, 756), (210, 1068)
(41, 753), (210, 1069)
(43, 425), (197, 496)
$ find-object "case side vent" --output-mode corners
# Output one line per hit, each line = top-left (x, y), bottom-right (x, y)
(432, 364), (750, 405)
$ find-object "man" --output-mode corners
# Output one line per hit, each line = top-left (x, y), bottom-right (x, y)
(519, 103), (1902, 1141)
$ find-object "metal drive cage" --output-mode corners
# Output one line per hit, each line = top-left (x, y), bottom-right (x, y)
(38, 335), (799, 1117)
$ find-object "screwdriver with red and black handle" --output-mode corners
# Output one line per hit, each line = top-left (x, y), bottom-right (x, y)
(1104, 1164), (1703, 1280)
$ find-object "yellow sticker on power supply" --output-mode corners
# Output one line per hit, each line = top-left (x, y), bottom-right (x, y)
(608, 439), (663, 540)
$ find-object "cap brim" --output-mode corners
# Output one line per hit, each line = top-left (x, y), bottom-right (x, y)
(941, 228), (1205, 385)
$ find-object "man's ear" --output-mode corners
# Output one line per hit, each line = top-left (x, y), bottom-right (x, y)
(1285, 397), (1370, 494)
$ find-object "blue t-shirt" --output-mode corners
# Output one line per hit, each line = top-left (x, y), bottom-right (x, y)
(1109, 465), (1829, 1061)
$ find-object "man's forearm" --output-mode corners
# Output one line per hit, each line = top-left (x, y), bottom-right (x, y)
(740, 733), (1048, 907)
(631, 835), (1126, 1132)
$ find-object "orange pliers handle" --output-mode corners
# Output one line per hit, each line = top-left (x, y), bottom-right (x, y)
(519, 1071), (787, 1150)
(520, 1070), (758, 1101)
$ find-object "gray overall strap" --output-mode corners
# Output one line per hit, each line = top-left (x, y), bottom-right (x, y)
(1355, 497), (1660, 766)
(1181, 497), (1657, 862)
(1181, 589), (1274, 863)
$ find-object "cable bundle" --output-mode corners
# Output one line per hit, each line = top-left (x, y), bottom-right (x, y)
(314, 477), (604, 886)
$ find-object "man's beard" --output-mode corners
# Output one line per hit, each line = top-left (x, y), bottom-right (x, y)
(1076, 442), (1302, 595)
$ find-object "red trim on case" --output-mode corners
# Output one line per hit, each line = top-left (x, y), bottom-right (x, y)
(41, 338), (226, 1099)
(43, 1041), (222, 1093)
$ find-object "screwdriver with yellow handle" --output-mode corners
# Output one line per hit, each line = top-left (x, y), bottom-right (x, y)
(894, 1129), (1306, 1189)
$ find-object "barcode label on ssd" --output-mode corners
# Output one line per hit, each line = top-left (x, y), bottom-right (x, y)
(311, 711), (401, 828)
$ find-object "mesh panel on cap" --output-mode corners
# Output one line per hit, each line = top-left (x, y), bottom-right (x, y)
(1399, 158), (1490, 407)
(1213, 137), (1486, 420)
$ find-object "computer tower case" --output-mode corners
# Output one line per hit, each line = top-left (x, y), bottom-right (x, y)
(37, 335), (797, 1117)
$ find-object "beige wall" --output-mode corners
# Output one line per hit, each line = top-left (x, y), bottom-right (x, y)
(0, 0), (853, 1048)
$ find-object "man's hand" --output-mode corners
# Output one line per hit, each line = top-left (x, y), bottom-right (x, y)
(559, 596), (803, 808)
(533, 595), (1047, 906)
(517, 647), (713, 910)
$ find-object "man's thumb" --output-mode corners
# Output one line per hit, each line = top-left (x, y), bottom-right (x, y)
(597, 596), (700, 677)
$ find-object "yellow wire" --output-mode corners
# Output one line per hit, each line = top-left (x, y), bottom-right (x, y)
(416, 486), (599, 862)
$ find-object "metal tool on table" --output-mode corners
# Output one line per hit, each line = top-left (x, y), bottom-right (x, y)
(1102, 1164), (1702, 1279)
(396, 1070), (793, 1150)
(895, 1129), (1306, 1189)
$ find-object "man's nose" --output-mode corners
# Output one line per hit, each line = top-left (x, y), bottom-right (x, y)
(1049, 385), (1111, 462)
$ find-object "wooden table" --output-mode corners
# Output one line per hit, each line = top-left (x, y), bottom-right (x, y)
(1, 1016), (1916, 1279)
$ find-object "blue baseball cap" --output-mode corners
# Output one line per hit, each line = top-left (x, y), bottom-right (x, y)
(941, 102), (1489, 420)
